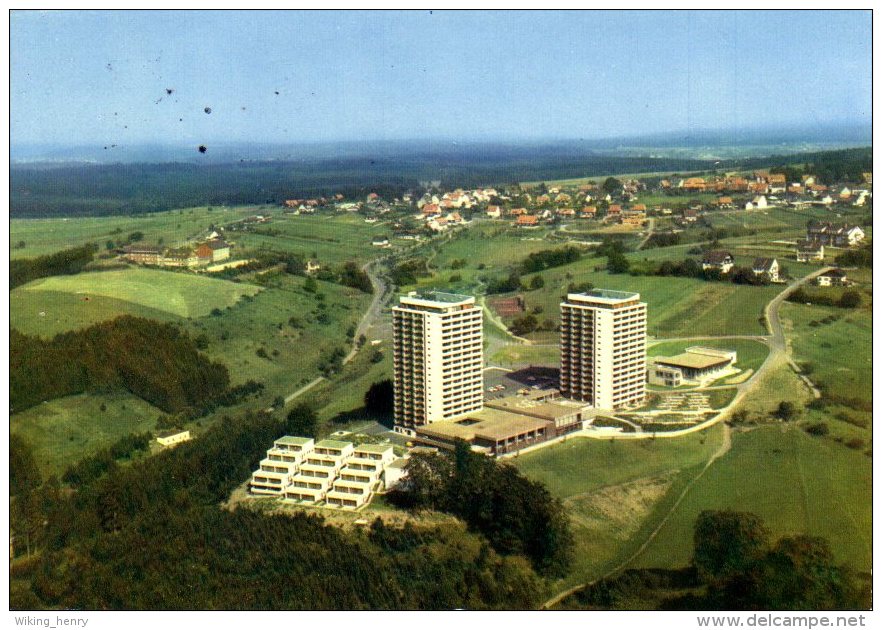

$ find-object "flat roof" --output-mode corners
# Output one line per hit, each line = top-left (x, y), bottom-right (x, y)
(157, 429), (188, 438)
(416, 408), (550, 444)
(485, 396), (582, 421)
(566, 289), (641, 305)
(314, 439), (353, 449)
(354, 443), (393, 454)
(408, 290), (473, 303)
(655, 353), (731, 370)
(275, 436), (313, 446)
(398, 291), (476, 310)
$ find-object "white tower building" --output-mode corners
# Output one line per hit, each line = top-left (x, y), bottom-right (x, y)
(392, 291), (484, 430)
(559, 289), (647, 410)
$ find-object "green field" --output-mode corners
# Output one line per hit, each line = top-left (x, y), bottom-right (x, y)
(629, 426), (872, 573)
(11, 290), (182, 338)
(513, 426), (724, 584)
(489, 343), (559, 367)
(232, 213), (395, 266)
(648, 339), (769, 374)
(10, 392), (162, 477)
(9, 205), (267, 259)
(14, 268), (262, 322)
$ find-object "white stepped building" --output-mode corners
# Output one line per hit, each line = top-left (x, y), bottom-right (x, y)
(250, 436), (314, 495)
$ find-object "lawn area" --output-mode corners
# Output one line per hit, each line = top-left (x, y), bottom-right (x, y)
(14, 268), (262, 321)
(648, 339), (769, 374)
(10, 392), (162, 478)
(489, 343), (559, 367)
(513, 426), (724, 585)
(10, 289), (183, 338)
(628, 425), (872, 573)
(10, 205), (267, 259)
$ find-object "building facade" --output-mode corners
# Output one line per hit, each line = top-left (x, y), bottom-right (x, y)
(392, 291), (484, 431)
(559, 289), (647, 410)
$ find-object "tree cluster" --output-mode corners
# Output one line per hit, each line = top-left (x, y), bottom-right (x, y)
(388, 442), (573, 576)
(10, 316), (230, 414)
(520, 246), (582, 274)
(10, 244), (97, 289)
(569, 510), (869, 610)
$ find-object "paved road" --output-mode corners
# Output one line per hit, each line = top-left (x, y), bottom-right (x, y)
(343, 261), (390, 365)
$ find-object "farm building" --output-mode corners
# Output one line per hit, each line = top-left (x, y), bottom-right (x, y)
(796, 240), (824, 262)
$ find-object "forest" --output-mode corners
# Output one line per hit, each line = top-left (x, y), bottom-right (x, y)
(388, 441), (573, 577)
(10, 405), (546, 610)
(13, 146), (871, 219)
(10, 316), (231, 413)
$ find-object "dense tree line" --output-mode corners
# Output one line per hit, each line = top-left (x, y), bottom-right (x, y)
(10, 316), (230, 413)
(10, 244), (97, 289)
(836, 242), (872, 268)
(389, 441), (573, 576)
(390, 257), (431, 286)
(338, 261), (374, 293)
(568, 511), (869, 610)
(11, 405), (544, 610)
(520, 246), (582, 274)
(786, 287), (862, 309)
(766, 147), (872, 185)
(61, 432), (153, 487)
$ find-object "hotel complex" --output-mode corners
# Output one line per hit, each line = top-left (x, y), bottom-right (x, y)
(559, 289), (647, 409)
(392, 290), (484, 430)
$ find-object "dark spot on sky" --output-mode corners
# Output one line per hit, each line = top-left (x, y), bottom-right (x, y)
(124, 125), (128, 129)
(179, 118), (183, 122)
(198, 145), (207, 153)
(105, 62), (113, 71)
(154, 97), (163, 104)
(204, 107), (212, 114)
(274, 91), (280, 95)
(241, 106), (246, 111)
(166, 88), (174, 95)
(104, 146), (108, 150)
(113, 112), (118, 116)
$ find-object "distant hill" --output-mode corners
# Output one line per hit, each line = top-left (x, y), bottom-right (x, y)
(9, 145), (872, 218)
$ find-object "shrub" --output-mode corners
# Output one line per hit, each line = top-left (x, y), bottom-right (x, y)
(804, 422), (829, 437)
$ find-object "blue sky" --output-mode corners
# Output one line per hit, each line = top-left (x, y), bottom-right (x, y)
(10, 10), (872, 146)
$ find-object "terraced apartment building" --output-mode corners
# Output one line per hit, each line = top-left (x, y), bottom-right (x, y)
(392, 290), (484, 431)
(559, 289), (647, 410)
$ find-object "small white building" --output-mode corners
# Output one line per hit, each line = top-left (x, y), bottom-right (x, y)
(156, 429), (191, 447)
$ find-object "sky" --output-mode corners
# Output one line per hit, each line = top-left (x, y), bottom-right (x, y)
(10, 10), (872, 147)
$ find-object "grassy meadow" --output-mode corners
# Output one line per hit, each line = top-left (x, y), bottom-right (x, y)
(513, 425), (725, 585)
(629, 425), (872, 573)
(10, 392), (162, 477)
(9, 205), (268, 259)
(13, 267), (262, 322)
